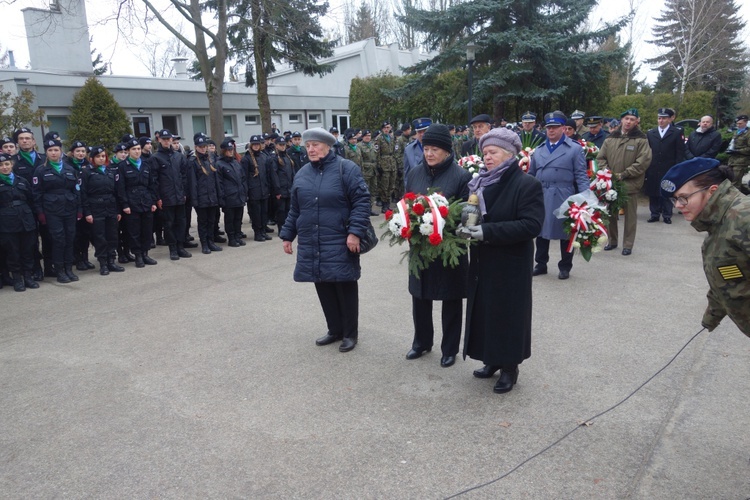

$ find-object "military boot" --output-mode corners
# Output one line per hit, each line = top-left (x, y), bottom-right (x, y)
(201, 241), (211, 254)
(207, 240), (222, 251)
(176, 244), (192, 258)
(23, 272), (40, 289)
(169, 245), (180, 260)
(13, 273), (26, 292)
(99, 259), (110, 276)
(142, 253), (157, 265)
(64, 265), (79, 282)
(107, 259), (125, 272)
(135, 254), (145, 268)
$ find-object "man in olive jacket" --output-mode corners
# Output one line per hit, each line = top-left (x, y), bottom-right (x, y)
(596, 108), (652, 256)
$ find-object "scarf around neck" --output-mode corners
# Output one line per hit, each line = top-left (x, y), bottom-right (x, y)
(467, 156), (517, 215)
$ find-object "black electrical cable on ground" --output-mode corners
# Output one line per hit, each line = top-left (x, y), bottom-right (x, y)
(444, 327), (708, 499)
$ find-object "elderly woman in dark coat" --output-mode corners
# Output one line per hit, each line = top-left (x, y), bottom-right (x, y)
(404, 124), (472, 368)
(280, 128), (371, 353)
(463, 128), (545, 394)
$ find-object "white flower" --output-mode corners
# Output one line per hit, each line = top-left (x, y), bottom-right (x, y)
(597, 235), (609, 247)
(388, 218), (402, 235)
(604, 190), (618, 201)
(572, 241), (581, 249)
(419, 212), (434, 235)
(596, 180), (608, 190)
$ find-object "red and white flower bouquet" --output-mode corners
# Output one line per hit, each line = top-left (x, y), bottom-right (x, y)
(457, 155), (483, 178)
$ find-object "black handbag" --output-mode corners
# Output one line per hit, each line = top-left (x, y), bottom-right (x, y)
(339, 158), (378, 254)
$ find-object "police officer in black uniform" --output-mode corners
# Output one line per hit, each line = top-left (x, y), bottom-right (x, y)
(80, 145), (125, 275)
(65, 140), (95, 271)
(116, 139), (158, 268)
(242, 135), (274, 242)
(31, 139), (81, 283)
(0, 152), (39, 291)
(269, 137), (295, 229)
(216, 138), (248, 247)
(187, 134), (224, 254)
(288, 131), (308, 173)
(152, 129), (192, 261)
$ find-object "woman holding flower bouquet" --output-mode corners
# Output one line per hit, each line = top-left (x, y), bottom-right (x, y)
(462, 127), (545, 394)
(404, 124), (472, 368)
(279, 128), (371, 353)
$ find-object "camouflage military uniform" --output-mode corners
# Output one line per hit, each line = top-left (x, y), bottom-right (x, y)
(376, 133), (397, 211)
(726, 128), (749, 193)
(343, 143), (362, 168)
(691, 179), (750, 338)
(359, 141), (378, 208)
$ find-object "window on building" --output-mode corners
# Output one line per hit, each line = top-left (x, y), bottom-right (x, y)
(244, 114), (259, 125)
(308, 113), (321, 123)
(162, 115), (179, 135)
(223, 115), (235, 136)
(289, 114), (302, 123)
(192, 116), (207, 135)
(47, 116), (69, 140)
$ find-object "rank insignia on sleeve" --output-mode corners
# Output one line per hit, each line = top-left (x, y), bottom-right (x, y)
(717, 264), (744, 281)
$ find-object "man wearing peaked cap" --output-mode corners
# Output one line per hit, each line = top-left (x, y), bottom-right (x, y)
(519, 111), (545, 149)
(288, 131), (307, 173)
(0, 136), (16, 155)
(645, 107), (686, 225)
(403, 117), (432, 189)
(596, 107), (652, 255)
(570, 110), (588, 136)
(527, 111), (589, 280)
(375, 120), (397, 213)
(727, 114), (750, 193)
(461, 114), (492, 156)
(582, 116), (609, 148)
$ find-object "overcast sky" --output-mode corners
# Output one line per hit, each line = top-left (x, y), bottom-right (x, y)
(1, 0), (749, 83)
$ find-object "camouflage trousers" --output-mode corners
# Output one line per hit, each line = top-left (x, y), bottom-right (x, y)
(730, 165), (749, 194)
(362, 164), (378, 206)
(378, 168), (396, 209)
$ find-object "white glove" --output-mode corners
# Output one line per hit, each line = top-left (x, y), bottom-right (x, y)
(466, 225), (483, 241)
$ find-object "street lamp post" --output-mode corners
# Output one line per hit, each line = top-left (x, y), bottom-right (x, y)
(466, 43), (477, 123)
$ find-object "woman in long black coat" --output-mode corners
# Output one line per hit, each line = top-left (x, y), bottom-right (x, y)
(463, 128), (545, 394)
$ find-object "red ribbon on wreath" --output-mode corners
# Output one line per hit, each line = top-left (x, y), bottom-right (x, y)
(566, 201), (608, 253)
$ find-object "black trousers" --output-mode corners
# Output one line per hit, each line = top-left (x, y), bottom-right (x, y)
(275, 197), (291, 228)
(248, 199), (268, 232)
(38, 222), (53, 270)
(0, 231), (35, 274)
(649, 196), (673, 218)
(46, 212), (76, 267)
(535, 237), (574, 272)
(314, 281), (359, 339)
(411, 296), (462, 356)
(184, 201), (193, 239)
(195, 206), (219, 242)
(125, 211), (154, 255)
(267, 197), (277, 224)
(89, 214), (119, 261)
(74, 218), (91, 262)
(223, 206), (244, 238)
(162, 204), (187, 246)
(153, 208), (164, 237)
(118, 215), (130, 257)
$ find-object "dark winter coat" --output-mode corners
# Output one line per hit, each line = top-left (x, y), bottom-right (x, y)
(0, 175), (36, 233)
(463, 165), (545, 365)
(405, 154), (472, 300)
(31, 162), (81, 216)
(279, 151), (371, 283)
(686, 127), (722, 159)
(216, 155), (247, 208)
(80, 165), (118, 217)
(242, 151), (272, 201)
(13, 150), (46, 184)
(151, 145), (188, 207)
(188, 152), (224, 208)
(288, 145), (308, 173)
(644, 125), (686, 197)
(269, 152), (295, 198)
(116, 158), (157, 213)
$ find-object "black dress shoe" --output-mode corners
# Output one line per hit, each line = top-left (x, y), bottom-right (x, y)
(647, 216), (659, 223)
(254, 233), (266, 242)
(202, 244), (211, 254)
(493, 368), (519, 394)
(339, 338), (357, 352)
(473, 365), (501, 378)
(622, 248), (632, 256)
(440, 355), (456, 367)
(406, 347), (431, 360)
(532, 265), (547, 276)
(603, 244), (618, 251)
(663, 218), (672, 224)
(315, 332), (342, 346)
(558, 270), (570, 280)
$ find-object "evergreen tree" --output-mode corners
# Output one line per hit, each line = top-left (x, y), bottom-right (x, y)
(66, 77), (131, 151)
(347, 4), (379, 44)
(648, 0), (748, 118)
(0, 88), (49, 138)
(397, 0), (626, 120)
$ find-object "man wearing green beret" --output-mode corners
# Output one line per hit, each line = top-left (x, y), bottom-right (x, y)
(596, 108), (652, 256)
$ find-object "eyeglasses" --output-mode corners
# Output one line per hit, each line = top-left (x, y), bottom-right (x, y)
(670, 186), (710, 206)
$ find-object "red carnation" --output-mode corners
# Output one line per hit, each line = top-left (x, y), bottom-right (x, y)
(594, 230), (602, 237)
(438, 205), (449, 218)
(401, 227), (411, 239)
(412, 203), (425, 215)
(583, 240), (591, 247)
(429, 232), (442, 246)
(385, 209), (393, 220)
(403, 192), (416, 201)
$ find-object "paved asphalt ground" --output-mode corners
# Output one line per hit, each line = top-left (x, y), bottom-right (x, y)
(1, 205), (749, 499)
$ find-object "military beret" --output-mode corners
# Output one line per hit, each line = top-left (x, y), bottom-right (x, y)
(736, 114), (749, 121)
(571, 110), (585, 120)
(113, 143), (127, 153)
(447, 124), (455, 131)
(585, 116), (603, 126)
(43, 131), (60, 142)
(0, 136), (13, 146)
(344, 132), (356, 140)
(657, 108), (675, 117)
(469, 114), (492, 125)
(121, 134), (135, 143)
(544, 111), (567, 126)
(380, 121), (390, 129)
(412, 117), (432, 131)
(89, 145), (106, 157)
(13, 128), (33, 142)
(620, 108), (639, 118)
(138, 137), (152, 148)
(302, 127), (336, 146)
(43, 139), (62, 150)
(125, 139), (140, 150)
(361, 129), (371, 136)
(220, 138), (236, 150)
(69, 140), (86, 151)
(660, 157), (720, 199)
(249, 135), (263, 144)
(0, 153), (12, 163)
(400, 123), (412, 132)
(521, 111), (537, 122)
(291, 131), (302, 138)
(156, 129), (173, 139)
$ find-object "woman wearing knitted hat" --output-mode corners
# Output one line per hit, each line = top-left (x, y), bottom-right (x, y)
(403, 123), (472, 368)
(462, 127), (545, 393)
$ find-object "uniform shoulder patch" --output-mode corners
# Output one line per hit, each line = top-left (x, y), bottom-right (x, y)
(717, 264), (744, 281)
(32, 177), (38, 184)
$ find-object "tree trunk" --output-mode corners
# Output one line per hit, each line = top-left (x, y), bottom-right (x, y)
(251, 0), (272, 133)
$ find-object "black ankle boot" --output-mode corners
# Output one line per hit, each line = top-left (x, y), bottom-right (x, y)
(176, 244), (192, 258)
(24, 273), (40, 289)
(142, 253), (157, 265)
(57, 269), (71, 283)
(169, 245), (180, 260)
(13, 273), (26, 292)
(208, 240), (222, 251)
(107, 259), (125, 272)
(493, 366), (519, 394)
(99, 259), (110, 275)
(135, 254), (145, 268)
(201, 242), (211, 254)
(65, 265), (79, 281)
